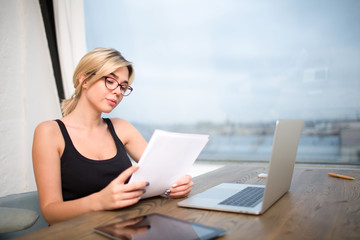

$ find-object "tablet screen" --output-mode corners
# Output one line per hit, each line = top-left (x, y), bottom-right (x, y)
(94, 213), (226, 240)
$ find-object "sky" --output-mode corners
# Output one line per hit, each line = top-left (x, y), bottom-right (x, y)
(84, 0), (360, 124)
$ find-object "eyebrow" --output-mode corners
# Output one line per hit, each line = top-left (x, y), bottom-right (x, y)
(110, 72), (118, 78)
(109, 73), (129, 85)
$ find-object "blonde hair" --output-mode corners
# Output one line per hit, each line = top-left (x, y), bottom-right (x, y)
(61, 48), (134, 116)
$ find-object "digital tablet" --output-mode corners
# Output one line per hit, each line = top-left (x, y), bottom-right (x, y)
(94, 213), (226, 240)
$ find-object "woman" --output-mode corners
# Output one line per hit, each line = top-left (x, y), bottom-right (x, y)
(32, 48), (194, 225)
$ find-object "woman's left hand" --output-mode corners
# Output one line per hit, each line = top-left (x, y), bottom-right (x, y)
(164, 175), (194, 198)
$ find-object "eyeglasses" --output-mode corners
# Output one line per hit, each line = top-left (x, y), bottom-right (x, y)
(104, 77), (133, 96)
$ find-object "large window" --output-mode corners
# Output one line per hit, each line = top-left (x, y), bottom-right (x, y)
(84, 0), (360, 164)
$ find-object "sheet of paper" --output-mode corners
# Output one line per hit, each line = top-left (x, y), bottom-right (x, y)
(128, 129), (209, 198)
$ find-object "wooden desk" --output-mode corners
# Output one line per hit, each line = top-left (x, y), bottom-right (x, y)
(15, 166), (360, 240)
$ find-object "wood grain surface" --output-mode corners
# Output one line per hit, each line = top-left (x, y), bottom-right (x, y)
(14, 166), (360, 240)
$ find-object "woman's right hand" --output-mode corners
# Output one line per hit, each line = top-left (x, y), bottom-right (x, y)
(91, 165), (149, 211)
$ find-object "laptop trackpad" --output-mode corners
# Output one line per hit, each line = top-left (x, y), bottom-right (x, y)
(197, 183), (248, 201)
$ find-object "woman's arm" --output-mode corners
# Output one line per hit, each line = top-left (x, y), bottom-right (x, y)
(32, 121), (147, 225)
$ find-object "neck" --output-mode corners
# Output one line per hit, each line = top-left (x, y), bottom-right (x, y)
(62, 102), (104, 130)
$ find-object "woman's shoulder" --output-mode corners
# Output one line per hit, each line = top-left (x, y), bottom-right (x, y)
(107, 118), (138, 136)
(107, 118), (133, 127)
(33, 120), (64, 154)
(34, 120), (61, 137)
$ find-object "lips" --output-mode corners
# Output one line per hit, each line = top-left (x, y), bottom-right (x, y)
(106, 98), (117, 106)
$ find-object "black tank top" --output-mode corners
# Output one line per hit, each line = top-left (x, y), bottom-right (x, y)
(55, 118), (132, 201)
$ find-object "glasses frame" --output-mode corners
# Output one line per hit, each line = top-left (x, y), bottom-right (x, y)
(104, 76), (133, 96)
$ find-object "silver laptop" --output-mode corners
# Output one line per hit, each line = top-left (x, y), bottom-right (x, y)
(178, 119), (303, 215)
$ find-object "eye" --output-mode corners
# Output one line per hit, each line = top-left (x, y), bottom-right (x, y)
(120, 84), (129, 91)
(105, 77), (116, 85)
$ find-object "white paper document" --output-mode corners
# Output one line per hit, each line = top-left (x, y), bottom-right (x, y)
(128, 129), (209, 198)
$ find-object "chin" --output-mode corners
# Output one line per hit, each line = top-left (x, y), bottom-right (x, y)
(105, 105), (119, 113)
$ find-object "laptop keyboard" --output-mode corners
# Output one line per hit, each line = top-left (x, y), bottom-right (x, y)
(219, 187), (264, 208)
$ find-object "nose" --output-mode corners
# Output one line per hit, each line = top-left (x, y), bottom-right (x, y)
(112, 85), (122, 95)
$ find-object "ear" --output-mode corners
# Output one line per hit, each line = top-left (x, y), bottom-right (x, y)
(78, 73), (88, 88)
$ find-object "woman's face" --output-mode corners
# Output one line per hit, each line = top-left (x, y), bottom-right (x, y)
(83, 66), (130, 113)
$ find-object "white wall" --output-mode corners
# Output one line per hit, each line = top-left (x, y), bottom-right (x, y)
(0, 0), (62, 197)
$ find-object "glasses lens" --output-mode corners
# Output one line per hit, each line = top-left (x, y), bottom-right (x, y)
(121, 85), (132, 96)
(105, 77), (132, 96)
(105, 77), (117, 90)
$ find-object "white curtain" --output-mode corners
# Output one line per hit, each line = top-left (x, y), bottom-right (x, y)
(0, 0), (62, 197)
(53, 0), (87, 99)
